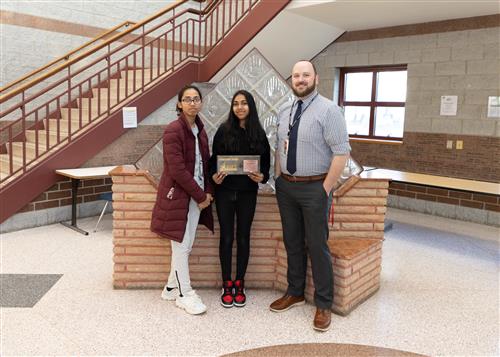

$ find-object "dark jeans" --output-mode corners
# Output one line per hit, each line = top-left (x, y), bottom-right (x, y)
(215, 188), (257, 281)
(275, 176), (333, 309)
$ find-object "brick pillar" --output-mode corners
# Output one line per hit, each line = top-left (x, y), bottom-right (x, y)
(275, 178), (389, 315)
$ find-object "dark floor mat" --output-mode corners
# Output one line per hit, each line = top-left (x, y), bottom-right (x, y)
(1, 274), (62, 308)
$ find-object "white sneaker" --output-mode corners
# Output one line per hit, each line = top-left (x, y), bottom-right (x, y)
(161, 286), (178, 301)
(175, 290), (207, 315)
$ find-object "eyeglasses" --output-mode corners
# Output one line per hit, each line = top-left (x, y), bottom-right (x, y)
(181, 97), (201, 104)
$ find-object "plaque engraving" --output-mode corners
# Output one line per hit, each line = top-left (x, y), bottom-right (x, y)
(217, 155), (261, 175)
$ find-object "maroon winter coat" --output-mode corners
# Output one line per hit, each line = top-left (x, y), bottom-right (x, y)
(150, 114), (214, 242)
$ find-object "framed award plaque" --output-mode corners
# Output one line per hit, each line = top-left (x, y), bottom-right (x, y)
(217, 155), (261, 175)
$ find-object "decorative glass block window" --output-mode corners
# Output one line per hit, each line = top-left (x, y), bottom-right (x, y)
(136, 48), (294, 190)
(339, 65), (407, 140)
(197, 48), (294, 190)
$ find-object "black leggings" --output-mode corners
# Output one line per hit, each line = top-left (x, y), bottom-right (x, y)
(215, 188), (257, 281)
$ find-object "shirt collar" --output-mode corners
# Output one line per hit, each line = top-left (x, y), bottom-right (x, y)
(179, 113), (204, 132)
(296, 90), (318, 107)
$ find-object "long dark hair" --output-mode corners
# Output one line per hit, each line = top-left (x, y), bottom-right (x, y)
(222, 90), (266, 154)
(176, 84), (203, 114)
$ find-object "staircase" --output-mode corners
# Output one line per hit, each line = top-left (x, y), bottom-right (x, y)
(0, 67), (154, 182)
(0, 0), (291, 223)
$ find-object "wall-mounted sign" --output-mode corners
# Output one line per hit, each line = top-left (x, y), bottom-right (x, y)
(122, 107), (137, 128)
(440, 95), (458, 116)
(487, 96), (500, 118)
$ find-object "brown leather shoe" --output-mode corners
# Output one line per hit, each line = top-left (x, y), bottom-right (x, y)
(269, 294), (305, 312)
(313, 308), (331, 332)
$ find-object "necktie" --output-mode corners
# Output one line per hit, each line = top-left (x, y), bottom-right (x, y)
(286, 100), (303, 175)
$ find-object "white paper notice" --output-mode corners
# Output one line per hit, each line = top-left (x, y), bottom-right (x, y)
(440, 96), (458, 116)
(122, 107), (137, 128)
(487, 96), (500, 118)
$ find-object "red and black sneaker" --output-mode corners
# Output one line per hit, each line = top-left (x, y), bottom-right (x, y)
(221, 280), (234, 308)
(233, 279), (246, 307)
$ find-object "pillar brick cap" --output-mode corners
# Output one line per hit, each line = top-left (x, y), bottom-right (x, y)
(331, 238), (380, 260)
(110, 165), (146, 176)
(110, 165), (158, 189)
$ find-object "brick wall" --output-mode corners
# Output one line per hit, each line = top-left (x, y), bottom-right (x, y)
(350, 132), (500, 182)
(332, 178), (388, 239)
(389, 181), (500, 212)
(111, 170), (284, 289)
(16, 177), (112, 214)
(111, 166), (389, 315)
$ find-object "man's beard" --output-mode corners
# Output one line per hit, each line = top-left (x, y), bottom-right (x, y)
(292, 81), (316, 98)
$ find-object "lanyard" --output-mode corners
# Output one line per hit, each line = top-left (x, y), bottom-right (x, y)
(287, 93), (318, 136)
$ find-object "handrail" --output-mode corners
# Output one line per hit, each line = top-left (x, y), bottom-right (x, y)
(188, 0), (218, 15)
(0, 0), (194, 103)
(0, 0), (263, 184)
(0, 20), (135, 94)
(0, 0), (222, 119)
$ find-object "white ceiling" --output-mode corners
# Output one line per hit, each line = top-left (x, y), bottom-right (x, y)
(286, 0), (500, 31)
(211, 0), (499, 81)
(211, 8), (345, 81)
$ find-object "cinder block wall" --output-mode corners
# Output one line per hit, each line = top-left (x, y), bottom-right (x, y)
(0, 1), (180, 87)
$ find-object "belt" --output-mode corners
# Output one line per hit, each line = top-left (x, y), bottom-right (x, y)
(280, 173), (327, 183)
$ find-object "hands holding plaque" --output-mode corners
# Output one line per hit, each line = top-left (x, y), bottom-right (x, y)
(212, 172), (227, 184)
(247, 171), (264, 183)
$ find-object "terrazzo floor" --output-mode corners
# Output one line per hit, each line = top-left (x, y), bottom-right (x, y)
(1, 208), (498, 356)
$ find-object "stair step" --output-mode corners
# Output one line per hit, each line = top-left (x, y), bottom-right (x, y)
(25, 130), (67, 146)
(111, 76), (147, 86)
(0, 171), (8, 181)
(109, 79), (143, 94)
(0, 153), (24, 164)
(92, 83), (142, 99)
(60, 108), (93, 123)
(123, 68), (171, 83)
(7, 142), (38, 161)
(91, 88), (125, 101)
(123, 69), (154, 79)
(0, 154), (24, 174)
(10, 141), (49, 158)
(78, 97), (118, 112)
(44, 118), (81, 134)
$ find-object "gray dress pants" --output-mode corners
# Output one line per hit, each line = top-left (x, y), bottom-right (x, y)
(275, 176), (333, 309)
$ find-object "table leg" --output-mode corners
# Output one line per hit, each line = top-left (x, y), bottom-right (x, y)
(61, 178), (89, 235)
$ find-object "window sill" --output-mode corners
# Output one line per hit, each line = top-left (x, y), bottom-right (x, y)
(349, 137), (403, 145)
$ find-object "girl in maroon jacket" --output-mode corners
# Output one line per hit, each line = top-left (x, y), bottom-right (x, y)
(151, 85), (214, 315)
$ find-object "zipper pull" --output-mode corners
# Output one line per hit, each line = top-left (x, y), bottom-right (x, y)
(167, 187), (175, 200)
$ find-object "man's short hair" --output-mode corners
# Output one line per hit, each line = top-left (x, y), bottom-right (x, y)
(296, 60), (317, 76)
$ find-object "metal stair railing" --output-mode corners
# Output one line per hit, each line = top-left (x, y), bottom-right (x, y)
(0, 0), (259, 184)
